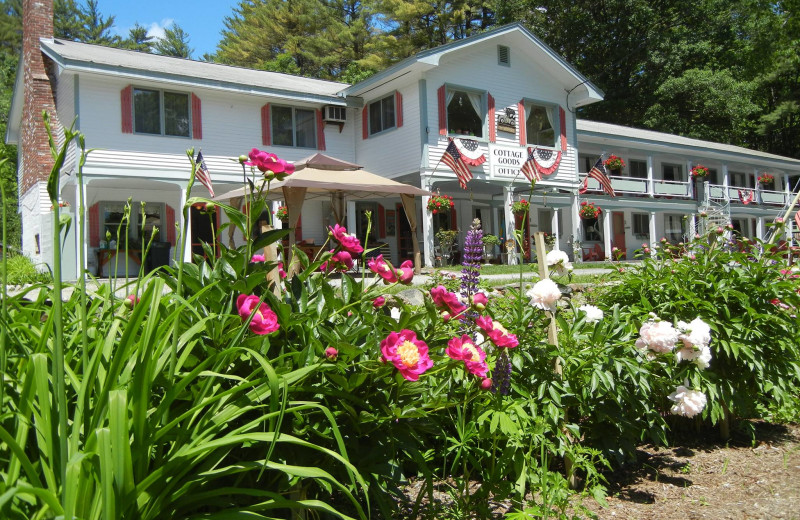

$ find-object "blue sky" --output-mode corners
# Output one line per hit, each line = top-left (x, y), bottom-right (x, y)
(99, 0), (240, 59)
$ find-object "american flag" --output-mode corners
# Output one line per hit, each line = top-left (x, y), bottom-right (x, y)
(195, 151), (214, 197)
(441, 139), (474, 189)
(795, 211), (800, 229)
(520, 148), (542, 183)
(586, 157), (615, 197)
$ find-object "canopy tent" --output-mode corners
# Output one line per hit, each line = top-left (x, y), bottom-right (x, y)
(214, 153), (430, 273)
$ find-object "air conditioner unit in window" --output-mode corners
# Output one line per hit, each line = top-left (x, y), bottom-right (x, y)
(324, 105), (347, 123)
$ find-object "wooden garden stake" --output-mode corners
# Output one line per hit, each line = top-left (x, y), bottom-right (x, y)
(533, 232), (577, 488)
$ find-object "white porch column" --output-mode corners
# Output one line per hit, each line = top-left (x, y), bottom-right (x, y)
(754, 167), (762, 204)
(271, 201), (283, 230)
(421, 176), (434, 267)
(503, 186), (517, 265)
(756, 216), (764, 241)
(602, 211), (611, 260)
(571, 194), (580, 261)
(722, 164), (730, 203)
(646, 155), (655, 197)
(687, 160), (695, 199)
(74, 180), (88, 278)
(648, 211), (657, 253)
(179, 185), (191, 262)
(552, 208), (560, 250)
(785, 174), (792, 206)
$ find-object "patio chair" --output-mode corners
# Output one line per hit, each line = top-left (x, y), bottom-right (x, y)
(582, 243), (604, 262)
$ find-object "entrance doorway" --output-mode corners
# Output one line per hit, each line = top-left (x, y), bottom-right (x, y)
(190, 203), (219, 259)
(612, 211), (626, 259)
(396, 203), (414, 261)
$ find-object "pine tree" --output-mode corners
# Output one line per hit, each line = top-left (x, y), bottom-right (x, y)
(121, 23), (154, 53)
(153, 23), (193, 58)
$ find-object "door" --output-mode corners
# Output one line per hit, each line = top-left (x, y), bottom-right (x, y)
(396, 203), (414, 261)
(190, 203), (219, 259)
(612, 211), (626, 259)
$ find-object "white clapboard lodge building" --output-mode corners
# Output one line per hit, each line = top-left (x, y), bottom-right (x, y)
(8, 0), (800, 278)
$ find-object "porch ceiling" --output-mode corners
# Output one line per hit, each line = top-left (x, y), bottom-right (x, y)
(84, 179), (180, 191)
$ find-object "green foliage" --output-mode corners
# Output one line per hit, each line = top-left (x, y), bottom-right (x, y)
(0, 253), (50, 284)
(153, 22), (193, 58)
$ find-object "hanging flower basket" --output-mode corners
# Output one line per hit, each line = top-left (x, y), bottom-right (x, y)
(579, 201), (601, 220)
(542, 232), (556, 248)
(511, 199), (530, 216)
(603, 154), (626, 172)
(758, 173), (774, 186)
(49, 202), (70, 211)
(427, 193), (454, 214)
(275, 205), (288, 221)
(690, 165), (710, 179)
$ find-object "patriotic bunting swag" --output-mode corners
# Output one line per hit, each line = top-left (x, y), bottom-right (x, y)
(442, 138), (485, 189)
(521, 147), (562, 182)
(738, 189), (754, 205)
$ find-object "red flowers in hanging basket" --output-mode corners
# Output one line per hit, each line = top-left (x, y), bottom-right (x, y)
(511, 199), (530, 215)
(275, 205), (288, 221)
(427, 193), (454, 214)
(690, 165), (710, 179)
(579, 201), (601, 220)
(603, 154), (626, 171)
(758, 173), (774, 185)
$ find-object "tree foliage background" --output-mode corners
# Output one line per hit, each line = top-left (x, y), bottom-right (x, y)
(2, 0), (800, 248)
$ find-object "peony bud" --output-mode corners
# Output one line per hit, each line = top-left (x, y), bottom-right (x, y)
(480, 378), (493, 390)
(373, 296), (386, 308)
(124, 294), (139, 309)
(324, 347), (338, 361)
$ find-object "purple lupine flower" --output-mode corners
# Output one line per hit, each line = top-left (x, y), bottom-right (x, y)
(460, 218), (483, 302)
(491, 349), (512, 395)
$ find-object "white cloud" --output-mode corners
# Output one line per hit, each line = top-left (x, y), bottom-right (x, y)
(146, 19), (173, 41)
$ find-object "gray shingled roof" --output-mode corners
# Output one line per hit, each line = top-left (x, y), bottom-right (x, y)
(578, 120), (800, 167)
(40, 38), (349, 103)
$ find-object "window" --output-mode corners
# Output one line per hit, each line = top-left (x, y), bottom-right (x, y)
(664, 214), (684, 243)
(707, 168), (719, 185)
(272, 105), (317, 148)
(133, 88), (190, 137)
(579, 155), (594, 173)
(538, 209), (552, 234)
(102, 201), (164, 245)
(582, 218), (601, 242)
(629, 160), (647, 179)
(447, 89), (483, 138)
(632, 213), (649, 237)
(369, 95), (396, 135)
(662, 163), (682, 182)
(729, 171), (748, 188)
(731, 218), (751, 238)
(526, 103), (557, 147)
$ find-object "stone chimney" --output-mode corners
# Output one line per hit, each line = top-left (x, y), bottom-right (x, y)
(20, 0), (60, 195)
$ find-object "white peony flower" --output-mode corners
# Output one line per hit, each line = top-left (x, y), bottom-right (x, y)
(578, 304), (604, 323)
(694, 346), (712, 369)
(675, 344), (712, 370)
(635, 319), (679, 353)
(546, 250), (573, 276)
(677, 318), (711, 349)
(668, 383), (707, 418)
(526, 279), (562, 312)
(390, 307), (401, 321)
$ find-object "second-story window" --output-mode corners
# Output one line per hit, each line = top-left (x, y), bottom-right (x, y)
(526, 103), (557, 147)
(272, 106), (317, 148)
(447, 89), (483, 138)
(133, 88), (190, 137)
(662, 163), (682, 182)
(629, 159), (647, 179)
(369, 95), (396, 135)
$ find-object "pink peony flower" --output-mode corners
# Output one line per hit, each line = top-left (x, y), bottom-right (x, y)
(475, 315), (519, 348)
(471, 292), (488, 311)
(368, 255), (398, 284)
(237, 294), (280, 335)
(373, 296), (386, 308)
(321, 250), (353, 272)
(380, 330), (434, 381)
(446, 335), (489, 377)
(277, 262), (287, 279)
(430, 285), (467, 318)
(328, 224), (364, 254)
(395, 260), (414, 285)
(251, 254), (266, 263)
(324, 347), (338, 361)
(635, 319), (678, 353)
(245, 148), (294, 179)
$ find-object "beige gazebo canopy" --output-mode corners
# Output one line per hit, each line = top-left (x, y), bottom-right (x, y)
(214, 153), (430, 273)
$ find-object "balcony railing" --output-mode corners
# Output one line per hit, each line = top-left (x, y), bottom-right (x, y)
(709, 184), (788, 206)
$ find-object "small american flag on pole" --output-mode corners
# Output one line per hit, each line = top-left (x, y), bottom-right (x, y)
(195, 150), (214, 197)
(586, 157), (615, 197)
(441, 139), (474, 189)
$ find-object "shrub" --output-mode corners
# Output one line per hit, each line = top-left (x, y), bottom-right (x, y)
(0, 253), (51, 285)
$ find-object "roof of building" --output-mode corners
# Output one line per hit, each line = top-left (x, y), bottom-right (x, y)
(40, 38), (350, 104)
(342, 23), (604, 108)
(577, 120), (800, 167)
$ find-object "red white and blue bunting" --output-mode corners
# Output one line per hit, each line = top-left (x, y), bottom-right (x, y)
(520, 146), (562, 182)
(452, 138), (487, 167)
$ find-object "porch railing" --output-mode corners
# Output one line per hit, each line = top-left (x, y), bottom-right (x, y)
(708, 184), (789, 206)
(579, 174), (691, 198)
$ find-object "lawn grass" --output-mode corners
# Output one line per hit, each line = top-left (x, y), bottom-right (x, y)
(434, 261), (622, 276)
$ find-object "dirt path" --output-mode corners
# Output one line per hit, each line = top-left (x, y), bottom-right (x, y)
(586, 422), (800, 519)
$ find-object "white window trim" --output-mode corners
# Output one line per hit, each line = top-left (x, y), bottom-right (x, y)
(270, 105), (318, 149)
(132, 87), (192, 138)
(523, 99), (560, 150)
(445, 84), (487, 141)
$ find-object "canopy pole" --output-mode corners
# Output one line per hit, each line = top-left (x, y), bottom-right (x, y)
(401, 193), (421, 274)
(283, 186), (307, 276)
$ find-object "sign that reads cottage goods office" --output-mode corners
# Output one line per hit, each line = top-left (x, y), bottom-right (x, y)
(490, 144), (526, 177)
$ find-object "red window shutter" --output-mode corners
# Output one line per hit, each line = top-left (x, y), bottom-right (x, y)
(559, 106), (567, 151)
(488, 93), (496, 142)
(438, 85), (447, 135)
(121, 86), (132, 134)
(395, 91), (403, 128)
(450, 205), (457, 231)
(191, 93), (202, 140)
(378, 204), (386, 238)
(261, 104), (271, 146)
(295, 215), (302, 241)
(89, 203), (100, 246)
(165, 204), (176, 246)
(518, 100), (526, 146)
(316, 109), (326, 150)
(362, 108), (368, 140)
